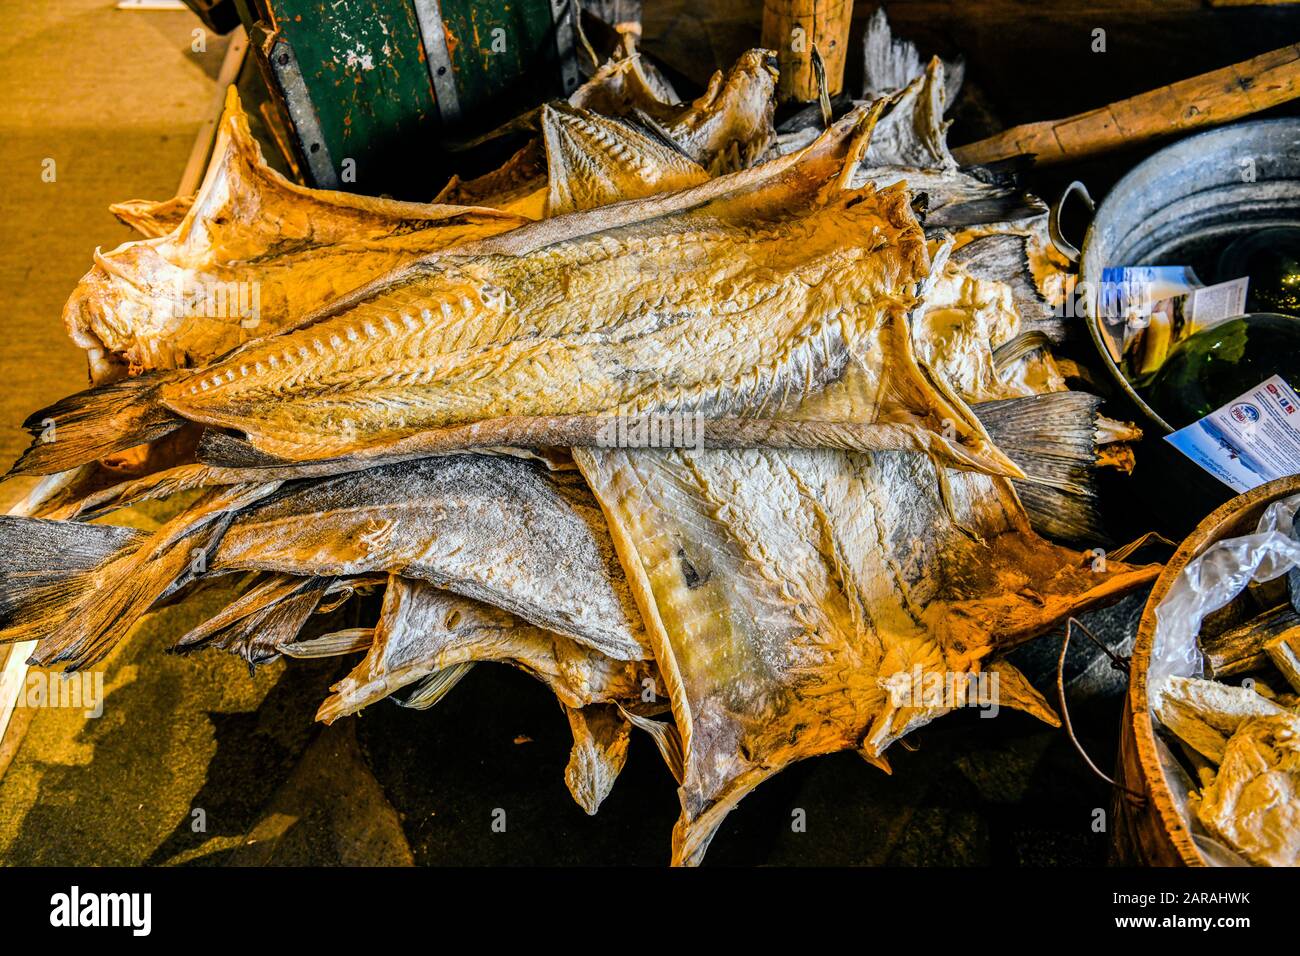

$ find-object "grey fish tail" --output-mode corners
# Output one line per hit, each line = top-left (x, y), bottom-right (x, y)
(973, 392), (1110, 545)
(9, 370), (187, 477)
(0, 515), (147, 643)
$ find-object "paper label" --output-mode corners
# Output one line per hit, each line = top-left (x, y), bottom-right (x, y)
(1165, 375), (1300, 493)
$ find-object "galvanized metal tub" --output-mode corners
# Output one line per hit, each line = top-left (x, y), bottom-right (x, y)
(1068, 119), (1300, 432)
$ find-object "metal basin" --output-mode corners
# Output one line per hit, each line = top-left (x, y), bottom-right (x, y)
(1073, 119), (1300, 432)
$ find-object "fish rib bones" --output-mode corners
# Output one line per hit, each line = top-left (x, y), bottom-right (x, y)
(17, 103), (1023, 480)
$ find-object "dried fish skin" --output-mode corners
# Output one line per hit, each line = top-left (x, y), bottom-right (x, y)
(66, 87), (528, 382)
(320, 577), (649, 721)
(575, 444), (1158, 864)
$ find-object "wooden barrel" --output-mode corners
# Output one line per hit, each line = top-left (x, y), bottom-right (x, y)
(761, 0), (854, 103)
(1113, 474), (1300, 865)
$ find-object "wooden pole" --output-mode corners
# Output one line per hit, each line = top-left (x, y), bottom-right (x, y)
(953, 43), (1300, 166)
(761, 0), (854, 103)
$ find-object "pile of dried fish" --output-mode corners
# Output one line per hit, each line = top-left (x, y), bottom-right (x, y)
(1, 37), (1160, 864)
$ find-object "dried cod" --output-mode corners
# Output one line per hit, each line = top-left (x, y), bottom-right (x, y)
(67, 88), (529, 385)
(0, 46), (1159, 865)
(575, 444), (1155, 864)
(15, 105), (1025, 481)
(1, 455), (647, 670)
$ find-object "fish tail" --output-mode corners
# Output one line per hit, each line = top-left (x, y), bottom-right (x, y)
(973, 392), (1112, 544)
(4, 483), (278, 670)
(0, 515), (148, 641)
(9, 370), (186, 477)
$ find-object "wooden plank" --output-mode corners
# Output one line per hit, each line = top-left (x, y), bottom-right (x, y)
(953, 43), (1300, 166)
(761, 0), (854, 103)
(1201, 603), (1299, 677)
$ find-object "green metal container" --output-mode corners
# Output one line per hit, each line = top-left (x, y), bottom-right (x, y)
(236, 0), (580, 198)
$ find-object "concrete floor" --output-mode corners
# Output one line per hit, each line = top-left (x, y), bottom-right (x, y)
(0, 0), (230, 467)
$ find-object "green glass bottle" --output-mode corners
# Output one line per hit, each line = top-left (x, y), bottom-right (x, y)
(1143, 313), (1300, 429)
(1213, 226), (1300, 316)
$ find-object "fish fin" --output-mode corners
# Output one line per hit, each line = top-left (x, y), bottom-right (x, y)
(858, 748), (893, 774)
(170, 573), (317, 656)
(109, 195), (194, 238)
(564, 703), (632, 815)
(985, 660), (1061, 727)
(390, 663), (474, 709)
(618, 703), (685, 785)
(973, 392), (1110, 545)
(196, 430), (294, 469)
(10, 371), (186, 477)
(209, 585), (328, 666)
(20, 483), (277, 669)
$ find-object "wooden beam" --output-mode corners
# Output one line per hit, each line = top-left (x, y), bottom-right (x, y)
(953, 43), (1300, 166)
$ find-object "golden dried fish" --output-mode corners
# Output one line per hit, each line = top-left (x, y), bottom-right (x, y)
(786, 59), (1072, 341)
(66, 88), (529, 383)
(437, 42), (774, 209)
(1, 455), (647, 670)
(573, 46), (776, 175)
(575, 444), (1158, 864)
(540, 104), (708, 215)
(1154, 675), (1287, 764)
(320, 576), (648, 719)
(15, 106), (1023, 481)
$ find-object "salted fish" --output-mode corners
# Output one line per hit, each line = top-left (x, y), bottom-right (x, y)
(575, 444), (1157, 864)
(0, 455), (647, 670)
(16, 105), (1023, 482)
(554, 102), (1155, 863)
(1154, 676), (1300, 866)
(780, 59), (1070, 341)
(94, 82), (739, 347)
(318, 576), (657, 814)
(1195, 712), (1300, 867)
(438, 43), (776, 212)
(67, 88), (528, 384)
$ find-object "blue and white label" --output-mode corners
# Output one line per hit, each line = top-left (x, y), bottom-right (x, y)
(1166, 375), (1300, 493)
